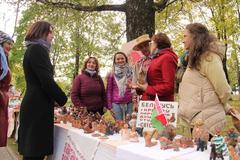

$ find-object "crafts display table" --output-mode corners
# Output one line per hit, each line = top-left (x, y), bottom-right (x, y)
(52, 124), (228, 160)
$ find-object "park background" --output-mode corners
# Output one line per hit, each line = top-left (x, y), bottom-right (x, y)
(0, 0), (239, 159)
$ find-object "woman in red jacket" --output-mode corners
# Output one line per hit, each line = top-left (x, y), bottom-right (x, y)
(0, 31), (14, 147)
(136, 33), (178, 101)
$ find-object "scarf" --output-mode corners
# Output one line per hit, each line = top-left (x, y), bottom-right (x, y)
(0, 46), (8, 80)
(149, 48), (162, 59)
(25, 39), (51, 52)
(85, 68), (97, 77)
(114, 64), (132, 97)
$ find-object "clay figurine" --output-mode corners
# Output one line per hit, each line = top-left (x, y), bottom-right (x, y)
(72, 119), (82, 129)
(228, 144), (240, 160)
(106, 122), (114, 135)
(83, 122), (94, 134)
(97, 120), (107, 135)
(159, 124), (176, 141)
(210, 143), (224, 160)
(226, 127), (239, 144)
(168, 113), (176, 123)
(179, 136), (194, 148)
(120, 124), (130, 141)
(125, 114), (131, 124)
(144, 130), (157, 147)
(192, 119), (208, 151)
(235, 136), (240, 157)
(211, 127), (228, 157)
(159, 136), (177, 150)
(114, 120), (124, 133)
(128, 112), (137, 128)
(129, 127), (139, 142)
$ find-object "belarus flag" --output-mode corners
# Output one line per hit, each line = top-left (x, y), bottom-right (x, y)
(151, 94), (168, 131)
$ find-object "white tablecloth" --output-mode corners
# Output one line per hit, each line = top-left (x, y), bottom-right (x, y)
(52, 124), (229, 160)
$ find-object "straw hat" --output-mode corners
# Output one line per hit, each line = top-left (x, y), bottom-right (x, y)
(132, 34), (151, 50)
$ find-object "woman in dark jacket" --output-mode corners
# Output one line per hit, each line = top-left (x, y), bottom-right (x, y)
(136, 33), (178, 101)
(71, 57), (106, 115)
(0, 31), (14, 147)
(18, 21), (67, 160)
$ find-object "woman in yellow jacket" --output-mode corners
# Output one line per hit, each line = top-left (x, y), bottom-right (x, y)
(178, 23), (232, 135)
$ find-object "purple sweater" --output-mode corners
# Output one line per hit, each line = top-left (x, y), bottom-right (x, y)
(71, 71), (106, 111)
(106, 73), (132, 109)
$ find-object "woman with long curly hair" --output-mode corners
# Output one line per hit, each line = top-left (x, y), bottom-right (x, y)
(178, 23), (232, 135)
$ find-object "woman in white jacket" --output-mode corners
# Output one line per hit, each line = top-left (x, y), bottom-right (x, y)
(178, 23), (232, 135)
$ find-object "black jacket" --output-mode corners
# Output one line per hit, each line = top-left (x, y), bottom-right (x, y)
(18, 44), (67, 156)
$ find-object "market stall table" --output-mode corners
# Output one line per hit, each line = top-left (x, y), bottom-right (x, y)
(52, 123), (229, 160)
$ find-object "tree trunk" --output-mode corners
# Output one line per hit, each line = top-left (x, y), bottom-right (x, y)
(223, 38), (230, 83)
(125, 0), (155, 41)
(236, 55), (240, 91)
(73, 46), (80, 79)
(73, 30), (80, 79)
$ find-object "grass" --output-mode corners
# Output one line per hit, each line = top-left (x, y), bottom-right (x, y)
(223, 99), (240, 134)
(7, 137), (22, 159)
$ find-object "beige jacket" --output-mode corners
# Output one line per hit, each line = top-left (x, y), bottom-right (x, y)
(178, 42), (232, 135)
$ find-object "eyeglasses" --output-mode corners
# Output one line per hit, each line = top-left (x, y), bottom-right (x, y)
(138, 42), (150, 49)
(149, 41), (154, 46)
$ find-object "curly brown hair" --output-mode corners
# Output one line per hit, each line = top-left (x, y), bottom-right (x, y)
(82, 57), (99, 75)
(186, 23), (217, 69)
(151, 32), (171, 49)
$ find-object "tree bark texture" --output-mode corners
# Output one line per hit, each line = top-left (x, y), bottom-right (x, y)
(125, 0), (155, 40)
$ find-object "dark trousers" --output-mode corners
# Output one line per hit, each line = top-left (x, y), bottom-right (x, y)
(23, 156), (44, 160)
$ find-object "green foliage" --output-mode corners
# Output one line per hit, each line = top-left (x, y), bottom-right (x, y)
(11, 0), (124, 93)
(155, 0), (189, 56)
(9, 0), (240, 92)
(155, 0), (240, 88)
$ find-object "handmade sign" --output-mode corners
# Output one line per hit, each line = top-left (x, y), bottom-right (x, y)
(136, 99), (178, 129)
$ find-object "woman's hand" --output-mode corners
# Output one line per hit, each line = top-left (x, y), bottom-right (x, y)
(136, 82), (148, 91)
(132, 95), (138, 103)
(126, 79), (138, 89)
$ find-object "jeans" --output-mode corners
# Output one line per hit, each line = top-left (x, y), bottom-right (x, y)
(112, 102), (133, 120)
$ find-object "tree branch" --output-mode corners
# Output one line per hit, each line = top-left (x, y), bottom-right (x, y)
(154, 0), (178, 11)
(36, 0), (126, 12)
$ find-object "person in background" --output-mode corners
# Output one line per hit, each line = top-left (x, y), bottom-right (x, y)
(136, 32), (178, 101)
(18, 21), (68, 160)
(180, 50), (189, 67)
(175, 50), (189, 92)
(178, 23), (232, 135)
(0, 31), (14, 147)
(106, 51), (133, 121)
(71, 57), (106, 115)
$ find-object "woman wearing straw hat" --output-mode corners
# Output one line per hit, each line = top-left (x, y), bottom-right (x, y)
(0, 31), (14, 147)
(131, 34), (151, 92)
(130, 34), (152, 111)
